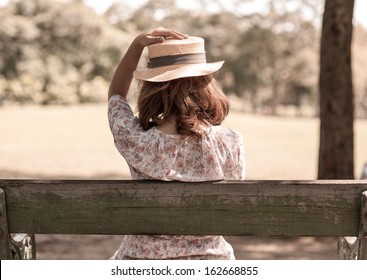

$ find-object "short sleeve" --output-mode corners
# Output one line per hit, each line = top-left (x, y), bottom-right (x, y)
(108, 95), (137, 132)
(108, 95), (151, 173)
(108, 95), (172, 180)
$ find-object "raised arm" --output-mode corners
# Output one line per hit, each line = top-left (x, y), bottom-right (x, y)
(108, 27), (188, 100)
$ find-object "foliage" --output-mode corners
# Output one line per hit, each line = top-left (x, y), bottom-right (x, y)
(0, 0), (366, 117)
(0, 0), (128, 104)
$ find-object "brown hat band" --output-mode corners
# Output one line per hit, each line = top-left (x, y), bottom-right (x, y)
(149, 53), (206, 68)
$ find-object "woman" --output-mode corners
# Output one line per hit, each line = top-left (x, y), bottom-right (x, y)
(108, 27), (245, 259)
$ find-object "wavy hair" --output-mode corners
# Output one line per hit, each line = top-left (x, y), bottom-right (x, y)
(137, 75), (229, 138)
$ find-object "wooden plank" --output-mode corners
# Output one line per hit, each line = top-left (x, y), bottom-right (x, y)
(0, 180), (366, 236)
(0, 188), (11, 259)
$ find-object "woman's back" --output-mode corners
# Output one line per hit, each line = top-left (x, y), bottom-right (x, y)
(109, 95), (245, 182)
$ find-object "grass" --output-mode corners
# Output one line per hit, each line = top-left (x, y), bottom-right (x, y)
(0, 104), (366, 179)
(2, 103), (365, 259)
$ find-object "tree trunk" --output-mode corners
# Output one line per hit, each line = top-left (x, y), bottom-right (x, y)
(318, 0), (355, 179)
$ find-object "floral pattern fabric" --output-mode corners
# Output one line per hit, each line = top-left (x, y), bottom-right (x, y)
(108, 94), (245, 259)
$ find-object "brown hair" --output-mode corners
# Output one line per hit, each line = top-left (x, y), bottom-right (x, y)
(137, 75), (229, 138)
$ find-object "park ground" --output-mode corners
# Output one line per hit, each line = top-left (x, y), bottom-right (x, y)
(1, 104), (366, 259)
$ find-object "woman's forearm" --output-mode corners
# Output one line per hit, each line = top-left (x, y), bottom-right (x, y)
(108, 38), (144, 100)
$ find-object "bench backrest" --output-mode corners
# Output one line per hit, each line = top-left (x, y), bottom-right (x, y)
(0, 179), (366, 259)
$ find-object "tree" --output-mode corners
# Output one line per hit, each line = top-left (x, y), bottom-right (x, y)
(318, 0), (355, 179)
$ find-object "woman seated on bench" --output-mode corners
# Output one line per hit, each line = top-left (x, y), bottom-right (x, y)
(107, 27), (245, 260)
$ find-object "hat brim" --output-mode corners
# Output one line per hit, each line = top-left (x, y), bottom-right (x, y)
(133, 61), (224, 82)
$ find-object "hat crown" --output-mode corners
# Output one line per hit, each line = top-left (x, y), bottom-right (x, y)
(148, 36), (206, 58)
(134, 36), (224, 82)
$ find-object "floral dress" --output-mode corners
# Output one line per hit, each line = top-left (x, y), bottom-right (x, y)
(108, 94), (245, 259)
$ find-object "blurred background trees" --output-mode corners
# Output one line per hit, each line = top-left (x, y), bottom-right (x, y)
(0, 0), (367, 118)
(0, 0), (129, 104)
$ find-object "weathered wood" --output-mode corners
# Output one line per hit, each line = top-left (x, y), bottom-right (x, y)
(357, 191), (367, 259)
(337, 236), (358, 259)
(0, 188), (11, 259)
(0, 180), (366, 236)
(10, 234), (36, 260)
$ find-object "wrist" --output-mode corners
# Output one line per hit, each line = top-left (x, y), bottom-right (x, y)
(132, 34), (147, 49)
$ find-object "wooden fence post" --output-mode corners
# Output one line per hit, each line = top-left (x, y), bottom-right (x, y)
(0, 188), (11, 259)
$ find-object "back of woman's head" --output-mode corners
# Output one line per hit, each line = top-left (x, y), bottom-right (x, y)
(137, 74), (229, 137)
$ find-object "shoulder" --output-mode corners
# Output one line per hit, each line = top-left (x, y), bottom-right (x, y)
(205, 126), (244, 155)
(209, 125), (243, 141)
(108, 95), (136, 129)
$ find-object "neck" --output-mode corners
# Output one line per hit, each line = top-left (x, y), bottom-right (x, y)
(157, 115), (177, 134)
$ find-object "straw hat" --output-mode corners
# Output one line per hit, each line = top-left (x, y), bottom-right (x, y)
(133, 36), (224, 82)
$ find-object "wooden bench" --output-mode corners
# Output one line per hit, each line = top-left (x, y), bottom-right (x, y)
(0, 179), (366, 260)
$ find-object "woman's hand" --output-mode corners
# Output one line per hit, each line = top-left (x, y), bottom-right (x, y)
(134, 27), (189, 48)
(108, 28), (188, 100)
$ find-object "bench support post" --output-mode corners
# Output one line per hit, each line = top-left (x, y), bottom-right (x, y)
(338, 191), (367, 260)
(0, 188), (36, 260)
(357, 191), (367, 260)
(9, 233), (36, 260)
(0, 188), (11, 259)
(337, 236), (358, 259)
